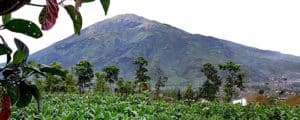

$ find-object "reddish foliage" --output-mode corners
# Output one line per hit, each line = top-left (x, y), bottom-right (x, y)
(42, 0), (59, 30)
(0, 94), (11, 120)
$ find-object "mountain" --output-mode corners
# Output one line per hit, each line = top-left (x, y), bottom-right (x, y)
(29, 14), (300, 86)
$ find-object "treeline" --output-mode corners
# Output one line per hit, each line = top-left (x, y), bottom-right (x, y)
(163, 61), (246, 103)
(31, 56), (247, 102)
(32, 56), (155, 95)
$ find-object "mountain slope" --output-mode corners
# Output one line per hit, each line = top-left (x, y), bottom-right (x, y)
(30, 14), (300, 86)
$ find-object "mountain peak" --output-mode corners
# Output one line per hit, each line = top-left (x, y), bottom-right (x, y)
(81, 14), (188, 38)
(104, 14), (158, 30)
(110, 14), (147, 21)
(79, 14), (161, 35)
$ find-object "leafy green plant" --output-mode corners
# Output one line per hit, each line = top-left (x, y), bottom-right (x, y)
(0, 38), (66, 119)
(0, 0), (111, 119)
(9, 93), (300, 119)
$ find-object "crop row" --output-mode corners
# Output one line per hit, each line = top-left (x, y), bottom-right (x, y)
(10, 93), (300, 120)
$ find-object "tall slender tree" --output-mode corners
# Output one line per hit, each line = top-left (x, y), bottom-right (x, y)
(219, 61), (246, 101)
(154, 67), (168, 96)
(102, 65), (119, 92)
(199, 63), (221, 101)
(133, 56), (151, 91)
(94, 71), (108, 93)
(183, 85), (195, 105)
(65, 70), (77, 93)
(74, 60), (94, 94)
(44, 61), (66, 92)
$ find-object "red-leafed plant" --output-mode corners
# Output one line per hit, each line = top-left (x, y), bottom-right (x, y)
(0, 0), (110, 119)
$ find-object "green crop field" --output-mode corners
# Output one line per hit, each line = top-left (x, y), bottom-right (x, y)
(9, 93), (300, 120)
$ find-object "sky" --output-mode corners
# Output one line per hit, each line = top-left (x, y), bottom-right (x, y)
(1, 0), (300, 59)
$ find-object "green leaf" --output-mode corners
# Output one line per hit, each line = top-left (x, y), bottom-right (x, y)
(0, 36), (12, 64)
(16, 82), (33, 108)
(64, 5), (82, 35)
(4, 19), (43, 38)
(12, 50), (26, 65)
(38, 7), (46, 24)
(2, 13), (11, 24)
(100, 0), (110, 15)
(5, 83), (20, 106)
(6, 54), (11, 65)
(40, 66), (66, 78)
(28, 85), (42, 112)
(14, 38), (29, 56)
(0, 44), (12, 56)
(12, 38), (29, 65)
(23, 66), (45, 76)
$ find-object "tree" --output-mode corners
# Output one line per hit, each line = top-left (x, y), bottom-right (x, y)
(163, 87), (178, 99)
(133, 56), (151, 91)
(94, 71), (108, 93)
(183, 85), (195, 105)
(74, 60), (94, 94)
(65, 70), (77, 93)
(102, 65), (119, 92)
(115, 78), (136, 96)
(44, 61), (66, 92)
(176, 89), (182, 101)
(0, 0), (111, 118)
(154, 68), (168, 96)
(33, 75), (45, 92)
(199, 63), (221, 101)
(115, 77), (124, 93)
(123, 80), (136, 95)
(219, 61), (246, 101)
(44, 73), (58, 92)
